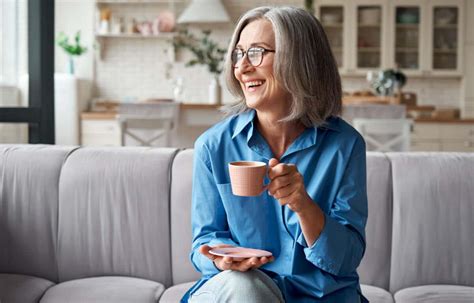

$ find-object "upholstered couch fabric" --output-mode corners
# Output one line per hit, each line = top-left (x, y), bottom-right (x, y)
(387, 153), (474, 293)
(1, 145), (473, 303)
(0, 273), (55, 303)
(0, 145), (76, 283)
(56, 147), (177, 285)
(40, 276), (164, 303)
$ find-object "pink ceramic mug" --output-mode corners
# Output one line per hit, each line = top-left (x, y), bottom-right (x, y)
(228, 161), (267, 197)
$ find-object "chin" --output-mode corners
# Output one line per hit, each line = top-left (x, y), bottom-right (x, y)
(245, 95), (267, 110)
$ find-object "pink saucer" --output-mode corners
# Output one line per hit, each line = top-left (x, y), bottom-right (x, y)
(209, 247), (272, 259)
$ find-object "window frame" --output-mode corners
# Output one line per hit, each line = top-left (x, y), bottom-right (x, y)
(0, 0), (55, 144)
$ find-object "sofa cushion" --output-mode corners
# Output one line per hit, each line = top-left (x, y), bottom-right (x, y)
(0, 145), (76, 282)
(387, 153), (474, 293)
(361, 284), (394, 303)
(358, 152), (392, 290)
(40, 276), (164, 303)
(0, 273), (55, 303)
(170, 149), (200, 285)
(56, 147), (178, 286)
(394, 285), (474, 303)
(159, 281), (195, 303)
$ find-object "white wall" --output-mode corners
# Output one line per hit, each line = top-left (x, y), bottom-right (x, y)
(55, 0), (95, 81)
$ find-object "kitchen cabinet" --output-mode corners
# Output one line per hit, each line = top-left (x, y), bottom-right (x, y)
(411, 121), (474, 151)
(81, 118), (121, 146)
(316, 0), (464, 77)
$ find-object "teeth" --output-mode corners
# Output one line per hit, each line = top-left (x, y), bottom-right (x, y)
(246, 80), (264, 88)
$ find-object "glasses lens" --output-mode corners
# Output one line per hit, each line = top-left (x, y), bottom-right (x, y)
(247, 47), (263, 66)
(232, 49), (244, 67)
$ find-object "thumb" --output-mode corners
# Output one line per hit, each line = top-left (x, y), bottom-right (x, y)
(269, 158), (279, 168)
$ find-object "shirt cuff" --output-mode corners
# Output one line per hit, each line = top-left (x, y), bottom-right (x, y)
(192, 238), (238, 276)
(298, 213), (347, 275)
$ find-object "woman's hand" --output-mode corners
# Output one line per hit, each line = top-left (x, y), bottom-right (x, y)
(267, 158), (313, 213)
(199, 244), (274, 272)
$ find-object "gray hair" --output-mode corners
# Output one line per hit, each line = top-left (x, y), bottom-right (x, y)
(223, 6), (342, 127)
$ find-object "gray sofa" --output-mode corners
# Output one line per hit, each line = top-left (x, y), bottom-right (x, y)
(1, 145), (473, 303)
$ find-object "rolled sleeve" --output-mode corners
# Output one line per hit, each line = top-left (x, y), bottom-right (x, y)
(189, 140), (238, 276)
(297, 135), (368, 276)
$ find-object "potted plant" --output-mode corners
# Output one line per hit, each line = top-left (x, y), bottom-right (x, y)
(57, 31), (88, 75)
(172, 28), (226, 104)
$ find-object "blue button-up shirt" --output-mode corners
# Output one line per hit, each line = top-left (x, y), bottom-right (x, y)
(182, 109), (368, 302)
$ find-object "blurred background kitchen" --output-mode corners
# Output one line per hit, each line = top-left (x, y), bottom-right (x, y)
(1, 0), (473, 152)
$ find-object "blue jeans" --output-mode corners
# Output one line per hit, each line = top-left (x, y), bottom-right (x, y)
(189, 270), (285, 303)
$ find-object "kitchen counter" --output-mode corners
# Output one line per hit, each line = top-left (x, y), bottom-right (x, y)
(414, 118), (474, 124)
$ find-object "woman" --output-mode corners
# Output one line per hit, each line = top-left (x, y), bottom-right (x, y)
(182, 6), (368, 303)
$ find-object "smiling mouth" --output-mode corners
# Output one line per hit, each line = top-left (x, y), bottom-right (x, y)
(245, 80), (265, 91)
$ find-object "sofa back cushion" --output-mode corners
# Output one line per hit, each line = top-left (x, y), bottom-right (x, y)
(388, 153), (474, 293)
(57, 147), (177, 286)
(170, 149), (200, 284)
(0, 145), (75, 282)
(358, 152), (392, 290)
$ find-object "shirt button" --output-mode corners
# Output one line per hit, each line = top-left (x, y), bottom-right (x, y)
(316, 257), (323, 265)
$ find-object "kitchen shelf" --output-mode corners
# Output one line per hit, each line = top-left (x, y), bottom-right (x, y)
(96, 0), (184, 4)
(322, 23), (343, 28)
(396, 48), (419, 53)
(358, 47), (381, 52)
(396, 24), (419, 28)
(433, 24), (458, 29)
(433, 49), (457, 54)
(95, 32), (176, 61)
(96, 33), (176, 38)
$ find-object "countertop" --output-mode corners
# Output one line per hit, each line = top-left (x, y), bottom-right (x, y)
(81, 111), (474, 124)
(81, 103), (222, 120)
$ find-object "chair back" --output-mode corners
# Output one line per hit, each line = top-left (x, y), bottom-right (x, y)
(118, 102), (180, 147)
(353, 118), (412, 152)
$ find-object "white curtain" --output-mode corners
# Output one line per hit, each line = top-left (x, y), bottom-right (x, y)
(0, 0), (19, 87)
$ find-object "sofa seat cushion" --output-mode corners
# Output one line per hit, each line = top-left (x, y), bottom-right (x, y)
(361, 284), (394, 303)
(159, 282), (195, 303)
(161, 282), (393, 303)
(40, 276), (164, 303)
(0, 273), (55, 303)
(394, 285), (474, 303)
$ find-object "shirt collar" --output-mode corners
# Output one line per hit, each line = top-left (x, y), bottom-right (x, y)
(232, 109), (256, 139)
(232, 110), (341, 139)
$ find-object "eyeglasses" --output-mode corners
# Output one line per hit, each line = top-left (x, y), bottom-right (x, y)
(231, 46), (275, 68)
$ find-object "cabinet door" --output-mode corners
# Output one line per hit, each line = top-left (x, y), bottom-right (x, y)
(426, 0), (464, 76)
(389, 0), (425, 75)
(351, 0), (389, 73)
(81, 119), (121, 146)
(315, 0), (349, 73)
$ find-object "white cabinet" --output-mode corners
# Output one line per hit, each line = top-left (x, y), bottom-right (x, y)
(316, 0), (464, 77)
(411, 122), (474, 151)
(81, 119), (121, 146)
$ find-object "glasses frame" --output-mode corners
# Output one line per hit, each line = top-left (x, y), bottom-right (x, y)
(231, 46), (275, 68)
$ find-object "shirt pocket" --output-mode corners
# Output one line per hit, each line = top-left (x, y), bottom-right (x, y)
(216, 182), (280, 251)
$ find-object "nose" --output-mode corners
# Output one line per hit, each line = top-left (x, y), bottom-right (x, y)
(235, 53), (254, 74)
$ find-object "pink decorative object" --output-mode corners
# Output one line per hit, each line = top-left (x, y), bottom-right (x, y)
(137, 21), (153, 36)
(228, 161), (267, 197)
(158, 11), (176, 33)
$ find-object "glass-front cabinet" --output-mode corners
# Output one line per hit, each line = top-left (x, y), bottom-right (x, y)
(427, 0), (463, 75)
(390, 1), (424, 74)
(315, 0), (349, 72)
(356, 5), (384, 69)
(316, 0), (464, 77)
